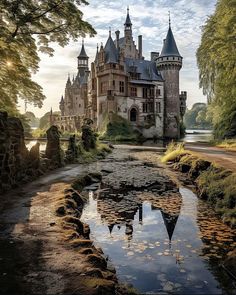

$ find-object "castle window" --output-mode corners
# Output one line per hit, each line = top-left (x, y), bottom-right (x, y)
(119, 81), (124, 93)
(156, 88), (161, 97)
(167, 57), (169, 60)
(142, 103), (148, 113)
(143, 88), (148, 98)
(79, 104), (81, 108)
(156, 102), (161, 113)
(148, 102), (154, 112)
(149, 88), (154, 98)
(130, 87), (137, 97)
(113, 80), (115, 87)
(92, 79), (95, 90)
(101, 81), (108, 94)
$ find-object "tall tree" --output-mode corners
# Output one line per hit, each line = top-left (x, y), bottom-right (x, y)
(0, 0), (95, 116)
(197, 0), (236, 139)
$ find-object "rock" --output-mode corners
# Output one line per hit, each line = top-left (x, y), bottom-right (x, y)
(45, 125), (63, 167)
(28, 142), (40, 168)
(223, 249), (236, 278)
(86, 254), (107, 269)
(79, 248), (94, 255)
(65, 134), (79, 163)
(56, 206), (66, 216)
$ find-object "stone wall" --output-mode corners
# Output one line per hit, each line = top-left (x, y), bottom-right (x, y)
(0, 112), (29, 194)
(0, 113), (64, 195)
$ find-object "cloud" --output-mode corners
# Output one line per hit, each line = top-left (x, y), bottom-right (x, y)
(18, 0), (217, 116)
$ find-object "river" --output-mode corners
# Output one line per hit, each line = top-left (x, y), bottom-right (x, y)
(79, 147), (235, 294)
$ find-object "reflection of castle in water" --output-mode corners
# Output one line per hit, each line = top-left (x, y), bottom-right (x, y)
(95, 191), (182, 244)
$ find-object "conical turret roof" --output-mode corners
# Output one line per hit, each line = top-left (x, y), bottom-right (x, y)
(160, 26), (181, 57)
(104, 33), (118, 63)
(78, 41), (88, 58)
(124, 8), (132, 26)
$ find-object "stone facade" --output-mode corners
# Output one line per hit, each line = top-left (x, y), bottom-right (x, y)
(52, 9), (187, 139)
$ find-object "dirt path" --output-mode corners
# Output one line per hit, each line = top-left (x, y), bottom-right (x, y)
(185, 143), (236, 172)
(0, 163), (98, 295)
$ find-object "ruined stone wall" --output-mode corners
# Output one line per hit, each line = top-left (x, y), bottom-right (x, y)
(0, 112), (29, 194)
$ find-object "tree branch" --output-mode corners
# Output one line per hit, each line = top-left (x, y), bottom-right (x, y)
(19, 23), (69, 35)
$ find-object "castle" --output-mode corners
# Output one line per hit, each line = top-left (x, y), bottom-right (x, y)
(51, 9), (187, 139)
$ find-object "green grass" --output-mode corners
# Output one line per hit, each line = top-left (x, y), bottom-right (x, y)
(216, 139), (236, 151)
(76, 140), (112, 163)
(161, 142), (190, 163)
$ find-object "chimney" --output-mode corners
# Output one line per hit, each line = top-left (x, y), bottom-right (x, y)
(115, 30), (120, 49)
(138, 35), (142, 59)
(151, 52), (159, 61)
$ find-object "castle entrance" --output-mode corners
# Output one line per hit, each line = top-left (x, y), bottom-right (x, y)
(130, 107), (138, 122)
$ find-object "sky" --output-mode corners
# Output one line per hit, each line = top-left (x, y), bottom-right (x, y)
(18, 0), (217, 117)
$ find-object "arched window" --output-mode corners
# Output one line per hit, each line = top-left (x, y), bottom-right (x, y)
(130, 108), (137, 122)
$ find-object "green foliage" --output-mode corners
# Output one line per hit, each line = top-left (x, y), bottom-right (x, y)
(197, 0), (236, 138)
(24, 111), (39, 127)
(0, 0), (95, 115)
(31, 128), (47, 138)
(100, 113), (143, 142)
(184, 103), (212, 129)
(75, 140), (111, 163)
(39, 111), (60, 129)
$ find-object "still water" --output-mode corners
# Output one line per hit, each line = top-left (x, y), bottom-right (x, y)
(81, 187), (235, 294)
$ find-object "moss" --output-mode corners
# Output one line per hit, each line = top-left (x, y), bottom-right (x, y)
(80, 277), (115, 292)
(63, 229), (80, 241)
(99, 113), (143, 142)
(86, 253), (107, 269)
(195, 166), (236, 227)
(72, 172), (102, 192)
(64, 198), (78, 210)
(78, 247), (94, 255)
(70, 238), (93, 248)
(62, 216), (84, 234)
(76, 140), (112, 163)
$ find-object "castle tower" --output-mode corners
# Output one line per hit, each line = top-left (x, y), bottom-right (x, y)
(77, 40), (89, 77)
(157, 17), (182, 139)
(124, 7), (132, 40)
(59, 95), (65, 116)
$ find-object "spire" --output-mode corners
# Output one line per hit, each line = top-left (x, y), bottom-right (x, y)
(159, 24), (181, 58)
(168, 11), (171, 27)
(60, 95), (64, 103)
(50, 107), (53, 115)
(95, 43), (99, 63)
(66, 74), (71, 86)
(78, 39), (88, 58)
(124, 6), (132, 28)
(109, 27), (111, 37)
